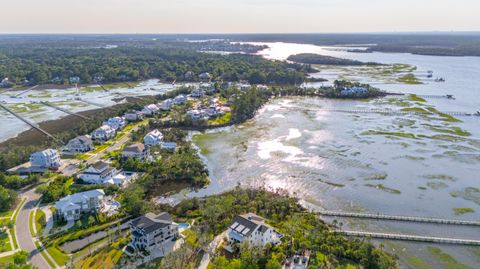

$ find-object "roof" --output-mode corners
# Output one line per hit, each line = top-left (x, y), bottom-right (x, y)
(91, 161), (109, 171)
(70, 135), (92, 145)
(123, 143), (146, 153)
(55, 189), (105, 211)
(131, 212), (174, 234)
(229, 213), (273, 237)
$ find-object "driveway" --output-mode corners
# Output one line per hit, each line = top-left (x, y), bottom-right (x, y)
(16, 188), (51, 269)
(198, 230), (227, 269)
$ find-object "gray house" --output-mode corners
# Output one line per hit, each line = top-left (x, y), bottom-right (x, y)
(65, 135), (94, 153)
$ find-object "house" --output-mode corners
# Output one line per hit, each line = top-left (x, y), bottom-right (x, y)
(184, 71), (195, 80)
(65, 135), (94, 153)
(191, 89), (205, 98)
(142, 104), (160, 116)
(0, 78), (12, 88)
(199, 72), (211, 81)
(226, 213), (282, 251)
(340, 87), (368, 97)
(161, 142), (177, 151)
(173, 95), (187, 105)
(186, 109), (204, 121)
(199, 83), (216, 94)
(102, 117), (126, 131)
(54, 189), (105, 221)
(30, 149), (62, 169)
(128, 212), (179, 257)
(124, 110), (144, 122)
(158, 99), (174, 111)
(78, 161), (118, 184)
(144, 129), (164, 146)
(110, 171), (138, 187)
(239, 83), (252, 91)
(51, 76), (63, 84)
(91, 125), (116, 141)
(69, 76), (80, 84)
(122, 143), (150, 160)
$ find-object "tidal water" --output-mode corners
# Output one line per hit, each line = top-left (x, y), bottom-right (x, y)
(178, 42), (480, 268)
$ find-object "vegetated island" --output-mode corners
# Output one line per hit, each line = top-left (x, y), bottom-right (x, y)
(287, 53), (381, 66)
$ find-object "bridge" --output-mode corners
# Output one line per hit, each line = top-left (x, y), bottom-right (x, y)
(318, 211), (480, 226)
(13, 85), (39, 97)
(318, 108), (479, 117)
(0, 103), (56, 140)
(39, 101), (90, 120)
(335, 230), (480, 246)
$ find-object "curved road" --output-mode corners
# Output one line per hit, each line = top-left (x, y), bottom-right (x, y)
(17, 187), (51, 269)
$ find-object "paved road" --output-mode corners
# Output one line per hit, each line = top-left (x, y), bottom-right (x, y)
(16, 188), (51, 269)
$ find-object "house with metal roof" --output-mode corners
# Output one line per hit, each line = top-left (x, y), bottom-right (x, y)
(78, 161), (118, 184)
(226, 213), (282, 251)
(122, 143), (150, 160)
(64, 135), (94, 153)
(54, 189), (106, 221)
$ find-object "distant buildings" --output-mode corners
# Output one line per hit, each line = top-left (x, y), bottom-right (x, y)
(128, 212), (179, 258)
(102, 117), (126, 131)
(173, 95), (187, 105)
(340, 87), (368, 97)
(69, 76), (80, 84)
(91, 125), (116, 141)
(161, 142), (177, 151)
(158, 99), (174, 111)
(144, 129), (164, 146)
(198, 72), (211, 81)
(0, 78), (12, 88)
(30, 149), (62, 169)
(64, 135), (94, 153)
(226, 213), (282, 251)
(122, 143), (150, 160)
(54, 189), (106, 221)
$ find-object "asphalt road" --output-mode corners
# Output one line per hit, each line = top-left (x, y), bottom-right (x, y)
(16, 188), (51, 269)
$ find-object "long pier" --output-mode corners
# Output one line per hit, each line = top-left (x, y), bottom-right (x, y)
(319, 108), (480, 117)
(0, 103), (56, 139)
(40, 101), (90, 120)
(75, 98), (106, 108)
(336, 230), (480, 246)
(318, 211), (480, 226)
(14, 85), (38, 97)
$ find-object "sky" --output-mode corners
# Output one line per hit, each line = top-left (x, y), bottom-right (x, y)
(0, 0), (478, 33)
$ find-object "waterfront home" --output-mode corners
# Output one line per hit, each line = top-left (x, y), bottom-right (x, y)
(184, 71), (195, 80)
(226, 213), (282, 251)
(142, 104), (160, 116)
(122, 143), (150, 160)
(161, 142), (177, 151)
(65, 135), (94, 153)
(54, 189), (105, 221)
(102, 116), (126, 131)
(199, 83), (216, 94)
(124, 110), (144, 122)
(256, 84), (269, 90)
(239, 83), (252, 91)
(30, 149), (62, 169)
(0, 78), (12, 88)
(51, 76), (63, 84)
(144, 129), (164, 146)
(173, 95), (187, 105)
(78, 161), (118, 184)
(198, 72), (211, 81)
(69, 76), (80, 84)
(91, 125), (116, 141)
(127, 212), (179, 258)
(110, 171), (138, 187)
(186, 109), (204, 121)
(158, 99), (174, 111)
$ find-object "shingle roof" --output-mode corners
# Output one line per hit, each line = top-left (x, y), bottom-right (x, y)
(131, 212), (174, 234)
(123, 143), (146, 153)
(92, 161), (109, 171)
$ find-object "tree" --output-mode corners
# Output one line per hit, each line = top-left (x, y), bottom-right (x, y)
(0, 186), (17, 212)
(13, 250), (29, 265)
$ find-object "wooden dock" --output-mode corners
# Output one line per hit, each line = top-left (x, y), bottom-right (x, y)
(40, 101), (90, 120)
(0, 102), (56, 139)
(318, 211), (480, 226)
(75, 98), (106, 108)
(336, 230), (480, 246)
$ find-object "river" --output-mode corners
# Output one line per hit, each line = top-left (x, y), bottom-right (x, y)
(172, 42), (480, 268)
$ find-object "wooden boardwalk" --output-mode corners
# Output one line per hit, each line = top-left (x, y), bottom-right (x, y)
(75, 98), (106, 108)
(318, 211), (480, 226)
(0, 103), (56, 139)
(336, 230), (480, 246)
(40, 101), (90, 120)
(319, 108), (480, 117)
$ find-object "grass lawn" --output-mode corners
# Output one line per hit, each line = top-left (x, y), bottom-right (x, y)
(0, 211), (13, 219)
(0, 231), (12, 253)
(0, 253), (15, 265)
(29, 211), (35, 236)
(208, 112), (231, 126)
(34, 240), (57, 268)
(46, 245), (70, 266)
(35, 210), (46, 235)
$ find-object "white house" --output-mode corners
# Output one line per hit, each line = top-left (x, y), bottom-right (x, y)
(128, 212), (179, 258)
(65, 135), (94, 153)
(124, 110), (144, 122)
(54, 189), (105, 221)
(144, 129), (164, 146)
(191, 89), (205, 98)
(91, 125), (116, 141)
(30, 149), (62, 169)
(102, 117), (126, 131)
(142, 104), (160, 116)
(69, 76), (80, 84)
(199, 72), (211, 81)
(78, 161), (118, 184)
(0, 78), (12, 88)
(226, 213), (282, 251)
(158, 99), (174, 111)
(173, 95), (187, 105)
(122, 143), (150, 160)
